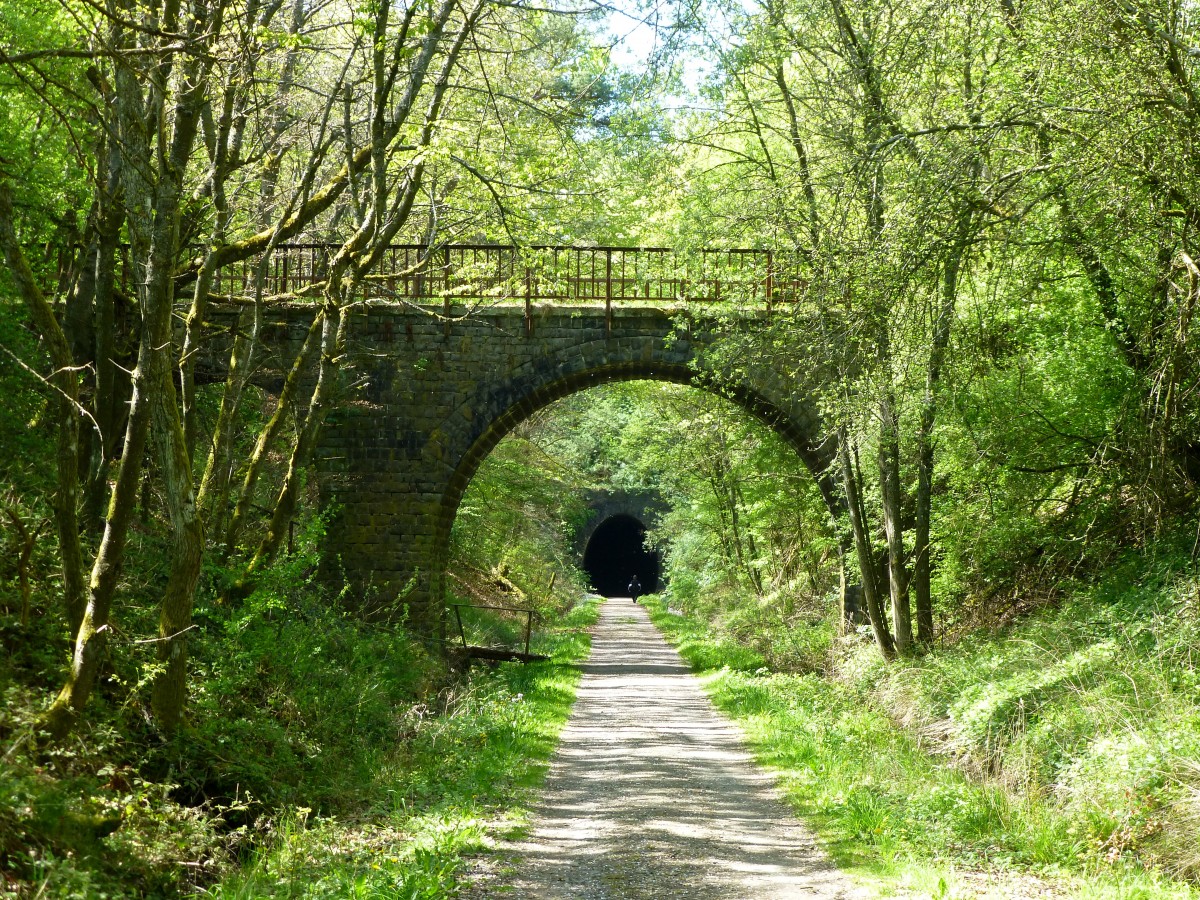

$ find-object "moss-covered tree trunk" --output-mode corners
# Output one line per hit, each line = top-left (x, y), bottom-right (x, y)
(40, 271), (158, 739)
(150, 359), (205, 733)
(0, 179), (87, 638)
(838, 428), (896, 659)
(39, 0), (220, 740)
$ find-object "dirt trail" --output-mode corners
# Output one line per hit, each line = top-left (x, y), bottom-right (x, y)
(467, 598), (871, 899)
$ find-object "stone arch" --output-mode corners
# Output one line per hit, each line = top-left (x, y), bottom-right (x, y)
(427, 349), (845, 627)
(291, 303), (861, 638)
(573, 489), (668, 559)
(194, 300), (860, 638)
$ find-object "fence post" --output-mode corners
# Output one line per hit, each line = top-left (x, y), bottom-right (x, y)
(605, 249), (613, 335)
(524, 260), (533, 336)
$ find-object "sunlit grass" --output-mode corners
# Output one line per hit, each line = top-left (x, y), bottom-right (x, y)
(643, 585), (1200, 900)
(206, 597), (599, 898)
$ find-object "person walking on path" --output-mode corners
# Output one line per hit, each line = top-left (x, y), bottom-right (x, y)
(628, 574), (642, 603)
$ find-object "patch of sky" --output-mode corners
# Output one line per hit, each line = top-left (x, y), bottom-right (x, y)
(586, 0), (757, 103)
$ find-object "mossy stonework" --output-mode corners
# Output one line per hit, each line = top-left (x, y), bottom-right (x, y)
(201, 303), (841, 634)
(573, 488), (668, 558)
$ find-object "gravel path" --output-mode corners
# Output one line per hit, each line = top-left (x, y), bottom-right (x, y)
(468, 598), (871, 899)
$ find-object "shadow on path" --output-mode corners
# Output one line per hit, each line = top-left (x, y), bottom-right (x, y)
(473, 600), (868, 899)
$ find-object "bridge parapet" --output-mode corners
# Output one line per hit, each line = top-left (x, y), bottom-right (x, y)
(210, 244), (810, 324)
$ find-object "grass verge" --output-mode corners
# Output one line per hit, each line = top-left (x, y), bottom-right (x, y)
(187, 597), (595, 899)
(643, 586), (1200, 900)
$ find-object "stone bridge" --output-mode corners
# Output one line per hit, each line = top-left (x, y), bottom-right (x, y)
(201, 245), (855, 636)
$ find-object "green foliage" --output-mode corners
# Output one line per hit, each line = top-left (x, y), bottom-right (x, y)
(0, 301), (54, 500)
(646, 597), (767, 673)
(0, 488), (598, 897)
(0, 0), (91, 239)
(207, 598), (598, 899)
(530, 381), (841, 667)
(643, 538), (1200, 892)
(872, 545), (1200, 878)
(449, 426), (592, 637)
(7, 0), (1200, 892)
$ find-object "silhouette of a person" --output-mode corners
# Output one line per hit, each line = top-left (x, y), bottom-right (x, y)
(628, 575), (642, 603)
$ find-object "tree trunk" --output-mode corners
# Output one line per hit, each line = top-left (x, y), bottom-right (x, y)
(243, 304), (343, 580)
(196, 302), (259, 519)
(913, 226), (971, 648)
(150, 355), (205, 734)
(222, 312), (323, 556)
(86, 143), (125, 528)
(40, 288), (158, 740)
(141, 0), (227, 732)
(878, 388), (913, 654)
(41, 0), (221, 740)
(913, 411), (936, 646)
(838, 427), (896, 659)
(0, 180), (88, 638)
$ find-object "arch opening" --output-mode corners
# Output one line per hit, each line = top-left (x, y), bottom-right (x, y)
(431, 362), (854, 630)
(436, 362), (836, 554)
(582, 514), (660, 597)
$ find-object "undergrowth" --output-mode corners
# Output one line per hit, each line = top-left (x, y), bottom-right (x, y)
(207, 596), (597, 899)
(644, 542), (1200, 900)
(0, 514), (597, 898)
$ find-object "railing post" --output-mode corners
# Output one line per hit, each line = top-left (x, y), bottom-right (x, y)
(605, 249), (613, 335)
(524, 610), (532, 658)
(454, 605), (467, 649)
(524, 262), (533, 336)
(765, 249), (775, 319)
(443, 246), (451, 337)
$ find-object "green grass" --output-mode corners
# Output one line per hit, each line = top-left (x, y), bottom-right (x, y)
(204, 596), (598, 899)
(0, 575), (597, 899)
(643, 575), (1200, 900)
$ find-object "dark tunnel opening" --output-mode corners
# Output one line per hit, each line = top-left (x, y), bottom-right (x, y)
(582, 514), (661, 597)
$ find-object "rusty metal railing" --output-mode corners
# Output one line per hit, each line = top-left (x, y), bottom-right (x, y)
(210, 244), (808, 326)
(448, 602), (545, 663)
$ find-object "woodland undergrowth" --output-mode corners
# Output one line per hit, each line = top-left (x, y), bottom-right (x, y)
(0, 510), (595, 899)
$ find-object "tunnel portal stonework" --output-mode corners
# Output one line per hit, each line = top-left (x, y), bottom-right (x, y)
(574, 489), (669, 559)
(225, 302), (846, 637)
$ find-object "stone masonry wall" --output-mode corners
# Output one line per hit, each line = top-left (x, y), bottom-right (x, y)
(202, 301), (847, 636)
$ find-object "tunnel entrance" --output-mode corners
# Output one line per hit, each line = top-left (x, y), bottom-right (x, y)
(582, 514), (660, 597)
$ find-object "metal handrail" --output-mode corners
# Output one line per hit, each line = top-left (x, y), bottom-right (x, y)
(447, 602), (536, 658)
(208, 244), (805, 316)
